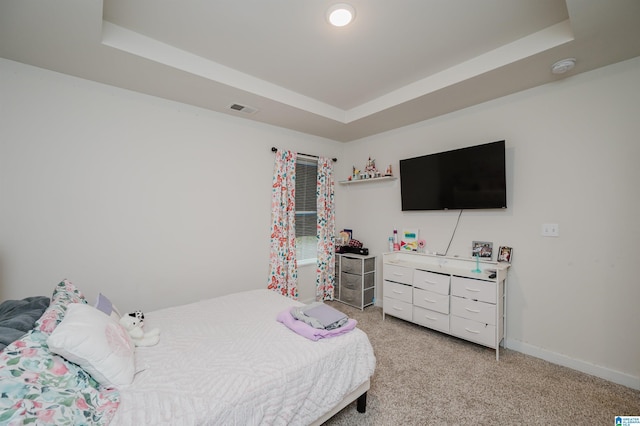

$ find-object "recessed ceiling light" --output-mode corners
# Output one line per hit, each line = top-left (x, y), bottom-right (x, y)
(327, 3), (355, 27)
(551, 58), (576, 74)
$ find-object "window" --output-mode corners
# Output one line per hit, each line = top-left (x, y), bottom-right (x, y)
(295, 158), (317, 262)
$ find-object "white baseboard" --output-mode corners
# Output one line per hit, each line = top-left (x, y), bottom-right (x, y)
(506, 339), (640, 391)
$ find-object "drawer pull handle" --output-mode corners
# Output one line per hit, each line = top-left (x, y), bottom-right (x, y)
(424, 315), (438, 321)
(392, 290), (404, 294)
(392, 306), (404, 311)
(423, 298), (436, 303)
(393, 273), (404, 277)
(423, 280), (437, 285)
(465, 287), (481, 292)
(465, 307), (480, 313)
(464, 327), (480, 334)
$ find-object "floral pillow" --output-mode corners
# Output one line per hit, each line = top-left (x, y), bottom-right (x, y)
(0, 280), (120, 425)
(0, 328), (120, 424)
(34, 279), (87, 335)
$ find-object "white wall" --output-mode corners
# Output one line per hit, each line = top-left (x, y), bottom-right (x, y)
(1, 56), (639, 389)
(0, 58), (341, 311)
(334, 57), (640, 389)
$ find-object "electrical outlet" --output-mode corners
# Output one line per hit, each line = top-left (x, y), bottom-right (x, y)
(542, 223), (559, 237)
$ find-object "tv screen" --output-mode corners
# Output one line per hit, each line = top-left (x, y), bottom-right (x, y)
(400, 140), (507, 211)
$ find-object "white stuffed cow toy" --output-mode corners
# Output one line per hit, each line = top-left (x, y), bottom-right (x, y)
(119, 311), (160, 347)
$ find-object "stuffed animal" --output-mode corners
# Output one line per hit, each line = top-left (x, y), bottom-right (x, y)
(119, 311), (160, 347)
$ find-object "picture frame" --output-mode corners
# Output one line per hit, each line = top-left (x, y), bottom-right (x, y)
(472, 241), (493, 259)
(498, 246), (513, 263)
(400, 228), (419, 251)
(342, 229), (353, 242)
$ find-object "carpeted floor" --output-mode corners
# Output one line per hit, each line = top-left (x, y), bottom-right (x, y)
(323, 302), (640, 425)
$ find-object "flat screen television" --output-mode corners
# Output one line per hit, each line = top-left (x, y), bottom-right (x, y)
(399, 140), (507, 211)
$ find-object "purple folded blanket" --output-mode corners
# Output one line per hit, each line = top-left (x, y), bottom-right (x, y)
(276, 309), (357, 341)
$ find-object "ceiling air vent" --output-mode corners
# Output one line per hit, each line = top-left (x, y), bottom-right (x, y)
(227, 103), (258, 115)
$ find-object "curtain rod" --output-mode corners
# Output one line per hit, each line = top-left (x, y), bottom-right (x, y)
(271, 146), (337, 162)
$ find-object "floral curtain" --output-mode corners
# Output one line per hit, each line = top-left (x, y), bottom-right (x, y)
(315, 156), (336, 301)
(267, 149), (298, 299)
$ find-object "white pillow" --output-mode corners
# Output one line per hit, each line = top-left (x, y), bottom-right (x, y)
(47, 303), (135, 387)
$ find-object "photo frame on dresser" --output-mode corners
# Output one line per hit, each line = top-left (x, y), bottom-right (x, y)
(400, 228), (419, 251)
(498, 246), (513, 263)
(472, 241), (493, 258)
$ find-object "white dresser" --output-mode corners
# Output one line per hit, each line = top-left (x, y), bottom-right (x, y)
(382, 252), (510, 360)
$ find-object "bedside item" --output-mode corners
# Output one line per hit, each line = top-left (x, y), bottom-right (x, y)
(348, 238), (363, 248)
(335, 253), (376, 310)
(472, 254), (482, 273)
(342, 246), (369, 255)
(472, 241), (493, 259)
(393, 229), (400, 251)
(401, 228), (419, 251)
(498, 246), (513, 263)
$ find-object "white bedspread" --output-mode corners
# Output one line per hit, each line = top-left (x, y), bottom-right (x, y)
(111, 290), (376, 425)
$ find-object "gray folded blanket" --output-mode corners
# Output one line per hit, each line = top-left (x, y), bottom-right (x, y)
(291, 302), (348, 330)
(0, 296), (50, 351)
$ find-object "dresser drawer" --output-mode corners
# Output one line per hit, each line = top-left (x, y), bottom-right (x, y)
(341, 255), (375, 274)
(383, 280), (412, 303)
(383, 264), (413, 285)
(413, 288), (449, 314)
(340, 286), (359, 305)
(451, 296), (495, 325)
(341, 271), (360, 290)
(450, 316), (496, 348)
(451, 276), (496, 304)
(341, 286), (374, 307)
(383, 297), (413, 321)
(413, 306), (449, 333)
(341, 271), (374, 290)
(413, 270), (450, 295)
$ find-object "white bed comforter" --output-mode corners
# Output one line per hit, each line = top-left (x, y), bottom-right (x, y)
(111, 290), (376, 425)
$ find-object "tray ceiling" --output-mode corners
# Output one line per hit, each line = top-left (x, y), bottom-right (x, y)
(1, 0), (639, 141)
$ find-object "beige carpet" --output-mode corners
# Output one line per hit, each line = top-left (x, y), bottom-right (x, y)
(323, 302), (640, 425)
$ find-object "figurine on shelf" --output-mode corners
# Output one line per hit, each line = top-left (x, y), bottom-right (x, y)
(364, 156), (378, 179)
(352, 166), (360, 180)
(385, 164), (393, 176)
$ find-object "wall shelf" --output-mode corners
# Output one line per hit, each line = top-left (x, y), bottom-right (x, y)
(339, 176), (397, 185)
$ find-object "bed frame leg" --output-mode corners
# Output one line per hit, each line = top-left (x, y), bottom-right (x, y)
(356, 392), (367, 413)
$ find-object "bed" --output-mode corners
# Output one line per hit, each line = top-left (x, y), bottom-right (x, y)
(0, 280), (376, 425)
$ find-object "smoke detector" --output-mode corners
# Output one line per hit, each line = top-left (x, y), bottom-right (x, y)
(551, 58), (576, 74)
(227, 103), (258, 115)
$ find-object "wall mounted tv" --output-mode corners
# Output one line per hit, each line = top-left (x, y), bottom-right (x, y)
(399, 140), (507, 211)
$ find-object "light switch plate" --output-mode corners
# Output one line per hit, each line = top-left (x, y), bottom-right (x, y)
(542, 223), (559, 237)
